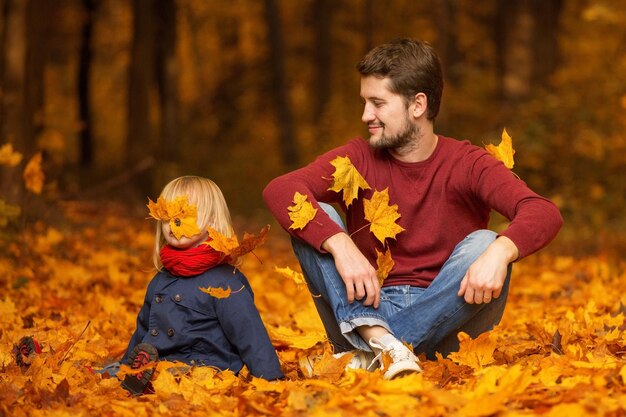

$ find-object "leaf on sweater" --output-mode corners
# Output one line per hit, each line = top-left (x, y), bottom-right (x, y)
(485, 128), (515, 169)
(363, 188), (405, 245)
(288, 192), (318, 230)
(207, 225), (270, 264)
(274, 266), (306, 289)
(23, 152), (45, 194)
(147, 196), (201, 240)
(199, 284), (245, 299)
(375, 248), (394, 286)
(0, 143), (23, 167)
(327, 155), (371, 207)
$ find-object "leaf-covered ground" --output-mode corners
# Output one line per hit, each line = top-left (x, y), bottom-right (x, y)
(1, 202), (625, 417)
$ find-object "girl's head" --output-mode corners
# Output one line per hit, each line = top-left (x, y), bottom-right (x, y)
(153, 176), (234, 268)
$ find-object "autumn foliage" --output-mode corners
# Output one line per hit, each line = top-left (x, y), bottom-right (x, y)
(0, 200), (625, 417)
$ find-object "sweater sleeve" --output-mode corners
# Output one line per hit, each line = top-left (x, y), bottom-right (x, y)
(214, 272), (284, 380)
(263, 138), (368, 250)
(467, 148), (563, 260)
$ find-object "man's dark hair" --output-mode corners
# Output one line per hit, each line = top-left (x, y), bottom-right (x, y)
(357, 39), (443, 121)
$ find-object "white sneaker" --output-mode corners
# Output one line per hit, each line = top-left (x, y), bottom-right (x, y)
(369, 336), (422, 379)
(334, 349), (376, 370)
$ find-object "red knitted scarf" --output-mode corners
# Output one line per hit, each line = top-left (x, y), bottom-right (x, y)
(160, 242), (224, 277)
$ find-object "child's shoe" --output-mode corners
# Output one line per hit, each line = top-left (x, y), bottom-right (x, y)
(121, 343), (159, 396)
(369, 335), (422, 379)
(13, 336), (42, 367)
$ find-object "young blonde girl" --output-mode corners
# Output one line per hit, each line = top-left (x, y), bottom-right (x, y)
(120, 176), (283, 395)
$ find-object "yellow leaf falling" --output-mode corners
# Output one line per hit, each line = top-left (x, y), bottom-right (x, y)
(23, 152), (45, 194)
(207, 225), (270, 264)
(375, 248), (394, 286)
(485, 128), (515, 169)
(363, 188), (405, 245)
(288, 192), (318, 230)
(0, 143), (23, 167)
(327, 155), (371, 207)
(147, 196), (201, 240)
(274, 266), (306, 289)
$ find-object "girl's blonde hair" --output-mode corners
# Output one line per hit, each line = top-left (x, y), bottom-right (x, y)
(153, 176), (235, 269)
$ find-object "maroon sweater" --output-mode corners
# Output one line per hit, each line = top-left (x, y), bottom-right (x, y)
(263, 137), (562, 287)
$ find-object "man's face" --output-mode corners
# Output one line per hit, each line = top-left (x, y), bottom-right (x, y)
(360, 76), (417, 150)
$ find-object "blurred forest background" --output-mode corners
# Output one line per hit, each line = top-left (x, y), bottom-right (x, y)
(1, 0), (625, 255)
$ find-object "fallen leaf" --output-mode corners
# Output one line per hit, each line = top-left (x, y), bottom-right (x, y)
(363, 188), (405, 245)
(274, 266), (306, 289)
(23, 152), (45, 194)
(375, 248), (394, 286)
(485, 128), (515, 169)
(288, 192), (318, 230)
(327, 155), (370, 207)
(0, 143), (23, 167)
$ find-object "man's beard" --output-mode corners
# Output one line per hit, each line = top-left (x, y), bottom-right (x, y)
(369, 117), (419, 151)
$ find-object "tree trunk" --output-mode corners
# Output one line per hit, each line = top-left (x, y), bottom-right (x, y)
(313, 0), (332, 123)
(78, 0), (96, 167)
(264, 0), (298, 169)
(435, 0), (462, 86)
(155, 0), (178, 184)
(127, 0), (156, 193)
(529, 0), (563, 87)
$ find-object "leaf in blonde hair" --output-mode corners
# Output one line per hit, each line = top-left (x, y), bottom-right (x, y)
(147, 195), (201, 239)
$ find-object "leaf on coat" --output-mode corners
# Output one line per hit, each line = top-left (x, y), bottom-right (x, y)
(199, 284), (245, 299)
(274, 266), (306, 289)
(0, 143), (23, 167)
(485, 128), (515, 169)
(375, 248), (394, 286)
(288, 192), (318, 230)
(23, 152), (45, 194)
(327, 155), (371, 207)
(147, 196), (201, 240)
(363, 188), (405, 245)
(207, 225), (270, 264)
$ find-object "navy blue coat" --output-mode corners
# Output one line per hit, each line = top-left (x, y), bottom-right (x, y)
(122, 265), (283, 380)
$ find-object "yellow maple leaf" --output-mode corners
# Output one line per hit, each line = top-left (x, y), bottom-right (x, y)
(207, 225), (270, 264)
(327, 155), (371, 207)
(288, 192), (318, 230)
(485, 128), (515, 169)
(147, 196), (200, 240)
(363, 188), (405, 245)
(23, 152), (45, 194)
(274, 266), (306, 289)
(375, 248), (394, 286)
(0, 143), (23, 167)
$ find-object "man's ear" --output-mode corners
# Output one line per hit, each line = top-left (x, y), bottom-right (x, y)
(410, 92), (428, 119)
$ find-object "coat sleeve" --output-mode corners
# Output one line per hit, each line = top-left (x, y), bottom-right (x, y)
(121, 276), (155, 363)
(213, 272), (284, 380)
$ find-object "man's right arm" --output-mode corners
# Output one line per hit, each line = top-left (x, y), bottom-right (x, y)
(322, 232), (380, 308)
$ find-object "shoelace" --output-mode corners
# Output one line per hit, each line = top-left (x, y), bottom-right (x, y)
(131, 351), (151, 379)
(367, 339), (413, 371)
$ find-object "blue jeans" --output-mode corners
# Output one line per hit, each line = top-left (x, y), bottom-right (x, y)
(292, 204), (511, 359)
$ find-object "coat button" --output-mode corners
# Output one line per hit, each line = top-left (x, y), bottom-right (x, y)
(174, 294), (182, 302)
(151, 329), (159, 336)
(155, 295), (163, 303)
(167, 328), (175, 337)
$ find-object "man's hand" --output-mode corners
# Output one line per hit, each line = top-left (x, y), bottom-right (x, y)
(458, 236), (519, 304)
(322, 232), (380, 308)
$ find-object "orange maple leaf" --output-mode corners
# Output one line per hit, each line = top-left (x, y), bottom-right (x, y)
(327, 155), (371, 207)
(199, 285), (244, 299)
(375, 248), (394, 286)
(23, 152), (45, 194)
(288, 192), (318, 230)
(207, 225), (270, 264)
(363, 188), (405, 245)
(147, 196), (201, 240)
(0, 143), (23, 167)
(274, 266), (306, 289)
(485, 128), (515, 169)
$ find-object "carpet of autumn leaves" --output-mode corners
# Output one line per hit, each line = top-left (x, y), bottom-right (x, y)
(2, 202), (626, 417)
